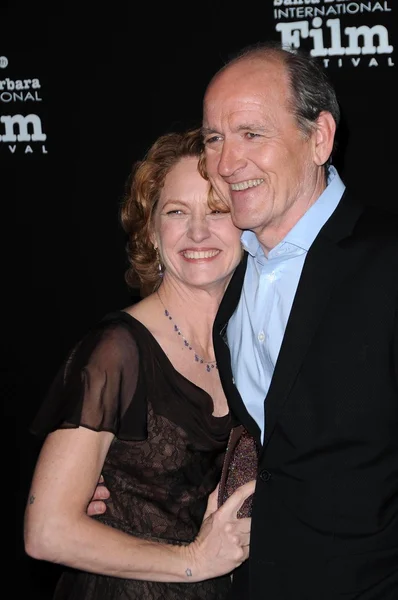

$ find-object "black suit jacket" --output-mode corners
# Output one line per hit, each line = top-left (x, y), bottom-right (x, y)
(213, 192), (398, 599)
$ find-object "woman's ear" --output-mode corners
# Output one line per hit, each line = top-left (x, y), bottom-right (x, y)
(312, 110), (336, 166)
(149, 231), (157, 250)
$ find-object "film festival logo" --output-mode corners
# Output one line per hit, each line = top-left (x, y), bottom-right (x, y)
(0, 55), (47, 155)
(273, 0), (395, 68)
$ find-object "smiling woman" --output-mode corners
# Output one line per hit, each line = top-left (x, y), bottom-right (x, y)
(152, 155), (243, 298)
(24, 128), (254, 600)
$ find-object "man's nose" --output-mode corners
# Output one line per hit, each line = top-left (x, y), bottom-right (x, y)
(218, 141), (245, 178)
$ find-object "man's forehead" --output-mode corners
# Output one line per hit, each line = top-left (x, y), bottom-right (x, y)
(203, 75), (288, 128)
(206, 57), (286, 99)
(203, 95), (270, 125)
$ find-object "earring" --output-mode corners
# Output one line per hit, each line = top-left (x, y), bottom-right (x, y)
(155, 247), (163, 277)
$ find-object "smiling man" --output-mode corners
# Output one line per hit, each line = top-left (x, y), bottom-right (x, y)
(203, 41), (398, 600)
(85, 41), (398, 600)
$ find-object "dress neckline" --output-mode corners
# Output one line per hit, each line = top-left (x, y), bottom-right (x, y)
(102, 310), (230, 422)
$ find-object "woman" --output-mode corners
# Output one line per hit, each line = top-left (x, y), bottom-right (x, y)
(24, 128), (254, 600)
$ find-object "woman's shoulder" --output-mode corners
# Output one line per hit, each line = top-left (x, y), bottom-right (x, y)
(64, 309), (151, 375)
(99, 308), (144, 332)
(96, 298), (153, 337)
(118, 294), (164, 340)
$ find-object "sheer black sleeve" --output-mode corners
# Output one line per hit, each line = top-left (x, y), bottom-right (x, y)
(30, 314), (148, 441)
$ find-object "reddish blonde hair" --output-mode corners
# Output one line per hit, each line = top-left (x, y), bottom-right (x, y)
(120, 128), (206, 297)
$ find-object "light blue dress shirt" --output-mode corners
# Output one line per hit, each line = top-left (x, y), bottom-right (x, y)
(227, 166), (346, 443)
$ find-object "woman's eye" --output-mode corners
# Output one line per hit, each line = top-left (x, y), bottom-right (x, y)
(166, 210), (183, 215)
(209, 209), (229, 217)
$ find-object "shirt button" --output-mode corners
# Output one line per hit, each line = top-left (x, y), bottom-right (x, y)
(260, 469), (272, 482)
(258, 332), (265, 342)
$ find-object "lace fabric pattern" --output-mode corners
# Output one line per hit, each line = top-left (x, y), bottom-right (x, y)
(31, 312), (233, 600)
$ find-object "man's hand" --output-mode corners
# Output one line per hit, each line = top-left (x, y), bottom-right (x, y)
(86, 475), (110, 516)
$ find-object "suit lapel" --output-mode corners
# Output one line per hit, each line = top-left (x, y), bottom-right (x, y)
(214, 254), (262, 441)
(215, 192), (363, 447)
(263, 192), (363, 445)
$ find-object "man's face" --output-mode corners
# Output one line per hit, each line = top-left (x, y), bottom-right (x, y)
(202, 57), (327, 251)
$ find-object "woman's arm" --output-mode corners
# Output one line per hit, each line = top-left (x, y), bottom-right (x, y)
(24, 426), (253, 583)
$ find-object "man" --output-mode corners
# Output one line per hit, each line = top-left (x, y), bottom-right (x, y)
(89, 42), (398, 599)
(202, 42), (398, 599)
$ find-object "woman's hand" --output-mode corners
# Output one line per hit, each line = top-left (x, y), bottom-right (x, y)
(25, 426), (254, 584)
(182, 479), (255, 581)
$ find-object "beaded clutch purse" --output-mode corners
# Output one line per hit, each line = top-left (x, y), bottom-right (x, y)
(218, 425), (259, 518)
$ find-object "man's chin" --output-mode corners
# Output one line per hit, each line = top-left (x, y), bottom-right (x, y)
(231, 214), (256, 230)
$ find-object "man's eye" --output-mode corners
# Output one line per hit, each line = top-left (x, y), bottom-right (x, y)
(246, 132), (261, 139)
(204, 135), (222, 144)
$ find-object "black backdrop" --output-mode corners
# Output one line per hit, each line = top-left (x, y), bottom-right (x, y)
(4, 2), (396, 597)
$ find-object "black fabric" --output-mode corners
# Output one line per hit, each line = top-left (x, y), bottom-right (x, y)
(31, 311), (233, 599)
(215, 195), (398, 600)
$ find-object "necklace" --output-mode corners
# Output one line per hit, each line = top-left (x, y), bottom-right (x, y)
(157, 290), (218, 372)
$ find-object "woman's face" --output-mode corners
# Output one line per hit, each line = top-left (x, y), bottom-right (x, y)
(153, 156), (242, 292)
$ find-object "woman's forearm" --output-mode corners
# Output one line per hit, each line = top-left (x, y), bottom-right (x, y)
(24, 479), (254, 583)
(24, 509), (198, 582)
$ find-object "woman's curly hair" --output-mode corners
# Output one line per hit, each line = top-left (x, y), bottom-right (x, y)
(120, 128), (208, 297)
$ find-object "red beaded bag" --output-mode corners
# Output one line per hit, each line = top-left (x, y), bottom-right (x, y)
(217, 424), (259, 518)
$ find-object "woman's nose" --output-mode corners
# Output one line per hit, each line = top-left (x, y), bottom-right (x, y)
(187, 216), (211, 242)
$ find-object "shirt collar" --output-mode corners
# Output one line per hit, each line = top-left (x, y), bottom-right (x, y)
(241, 166), (346, 257)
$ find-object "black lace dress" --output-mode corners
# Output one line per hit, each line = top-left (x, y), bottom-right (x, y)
(30, 311), (233, 600)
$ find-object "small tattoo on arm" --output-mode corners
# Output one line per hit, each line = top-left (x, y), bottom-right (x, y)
(29, 495), (35, 505)
(185, 568), (192, 577)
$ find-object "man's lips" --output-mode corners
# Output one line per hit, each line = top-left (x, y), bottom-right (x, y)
(230, 178), (264, 191)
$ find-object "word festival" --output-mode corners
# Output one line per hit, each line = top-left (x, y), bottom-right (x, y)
(0, 114), (48, 154)
(274, 2), (394, 67)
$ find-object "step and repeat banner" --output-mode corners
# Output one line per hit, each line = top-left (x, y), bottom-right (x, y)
(0, 58), (46, 156)
(6, 2), (395, 597)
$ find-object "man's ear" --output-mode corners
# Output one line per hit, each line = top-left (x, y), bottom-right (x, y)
(312, 110), (336, 166)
